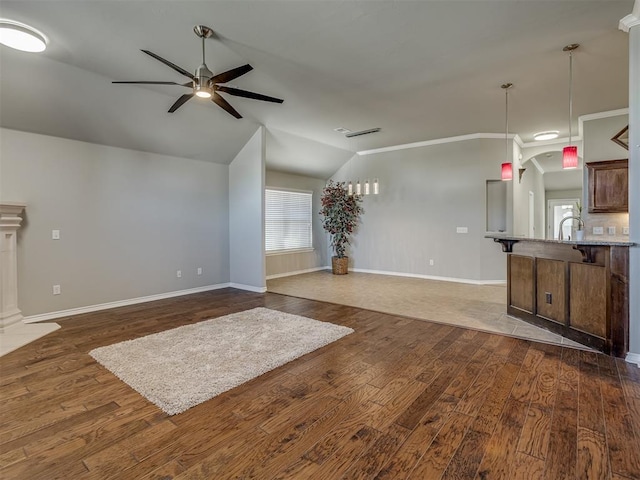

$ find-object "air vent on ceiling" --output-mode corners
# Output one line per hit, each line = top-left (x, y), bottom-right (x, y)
(333, 127), (352, 134)
(345, 128), (381, 138)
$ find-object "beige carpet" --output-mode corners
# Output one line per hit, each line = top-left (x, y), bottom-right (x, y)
(90, 307), (354, 415)
(268, 271), (587, 349)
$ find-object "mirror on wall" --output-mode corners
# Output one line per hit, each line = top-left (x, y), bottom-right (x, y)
(520, 150), (583, 240)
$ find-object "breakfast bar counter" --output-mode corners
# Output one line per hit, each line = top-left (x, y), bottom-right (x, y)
(488, 235), (634, 357)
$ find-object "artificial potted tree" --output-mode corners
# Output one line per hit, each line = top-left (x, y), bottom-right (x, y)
(319, 180), (364, 275)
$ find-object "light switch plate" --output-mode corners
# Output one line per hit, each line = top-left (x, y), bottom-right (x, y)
(52, 229), (60, 240)
(608, 226), (616, 235)
(592, 227), (604, 235)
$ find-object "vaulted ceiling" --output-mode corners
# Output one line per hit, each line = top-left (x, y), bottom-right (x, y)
(0, 1), (632, 178)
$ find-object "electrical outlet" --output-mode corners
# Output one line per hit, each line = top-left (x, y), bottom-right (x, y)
(592, 226), (604, 235)
(545, 292), (552, 304)
(197, 267), (202, 275)
(52, 229), (60, 240)
(608, 226), (616, 235)
(429, 259), (434, 266)
(623, 227), (629, 235)
(456, 227), (468, 234)
(52, 285), (61, 295)
(176, 270), (182, 278)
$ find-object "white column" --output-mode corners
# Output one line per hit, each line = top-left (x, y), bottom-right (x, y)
(620, 2), (640, 365)
(0, 203), (26, 331)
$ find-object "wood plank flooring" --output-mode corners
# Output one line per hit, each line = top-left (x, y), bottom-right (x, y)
(1, 288), (639, 479)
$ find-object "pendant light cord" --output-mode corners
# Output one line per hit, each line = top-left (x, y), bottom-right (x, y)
(202, 36), (206, 65)
(505, 86), (509, 163)
(502, 83), (512, 163)
(568, 50), (573, 145)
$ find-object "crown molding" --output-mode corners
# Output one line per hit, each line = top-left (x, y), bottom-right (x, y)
(356, 108), (627, 157)
(619, 0), (640, 32)
(578, 108), (629, 138)
(357, 133), (516, 156)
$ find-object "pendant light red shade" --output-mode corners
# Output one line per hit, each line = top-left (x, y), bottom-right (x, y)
(499, 83), (513, 181)
(501, 162), (513, 181)
(562, 44), (580, 171)
(562, 145), (578, 169)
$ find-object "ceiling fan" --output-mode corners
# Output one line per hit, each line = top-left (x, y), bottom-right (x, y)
(113, 25), (283, 119)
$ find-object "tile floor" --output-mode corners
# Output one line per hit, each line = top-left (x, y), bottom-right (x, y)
(0, 321), (60, 357)
(267, 270), (589, 349)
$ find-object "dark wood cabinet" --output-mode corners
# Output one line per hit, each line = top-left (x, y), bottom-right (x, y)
(504, 241), (630, 357)
(587, 159), (628, 213)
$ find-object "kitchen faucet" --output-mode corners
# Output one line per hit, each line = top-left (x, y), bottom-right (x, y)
(558, 216), (584, 241)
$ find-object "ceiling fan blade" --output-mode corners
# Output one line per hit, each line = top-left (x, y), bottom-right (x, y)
(211, 64), (253, 84)
(168, 93), (195, 113)
(141, 50), (195, 80)
(216, 86), (284, 104)
(112, 81), (190, 86)
(213, 93), (242, 119)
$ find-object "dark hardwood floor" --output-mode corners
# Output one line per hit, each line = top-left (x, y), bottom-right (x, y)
(1, 288), (639, 479)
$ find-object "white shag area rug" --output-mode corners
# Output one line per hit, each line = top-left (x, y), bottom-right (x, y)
(89, 307), (353, 415)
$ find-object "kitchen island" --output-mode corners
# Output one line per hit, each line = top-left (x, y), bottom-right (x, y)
(488, 235), (634, 357)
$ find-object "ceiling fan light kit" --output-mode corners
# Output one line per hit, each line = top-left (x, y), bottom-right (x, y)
(113, 25), (283, 118)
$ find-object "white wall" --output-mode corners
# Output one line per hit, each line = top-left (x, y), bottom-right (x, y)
(0, 128), (230, 316)
(332, 138), (506, 282)
(512, 141), (546, 239)
(229, 127), (266, 291)
(582, 113), (630, 240)
(626, 23), (639, 363)
(265, 170), (328, 278)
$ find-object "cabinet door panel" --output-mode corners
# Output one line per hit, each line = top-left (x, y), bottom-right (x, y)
(536, 258), (565, 323)
(587, 159), (628, 213)
(570, 263), (607, 338)
(509, 255), (534, 313)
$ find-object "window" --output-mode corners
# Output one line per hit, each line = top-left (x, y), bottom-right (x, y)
(265, 188), (313, 253)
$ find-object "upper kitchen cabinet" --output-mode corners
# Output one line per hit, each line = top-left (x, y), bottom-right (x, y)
(587, 159), (628, 213)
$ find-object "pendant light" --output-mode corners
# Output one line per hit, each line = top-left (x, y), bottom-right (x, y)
(501, 83), (513, 181)
(562, 44), (579, 169)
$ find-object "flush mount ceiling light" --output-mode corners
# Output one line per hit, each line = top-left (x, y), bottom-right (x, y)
(501, 83), (513, 181)
(533, 131), (559, 141)
(0, 19), (47, 52)
(562, 44), (579, 170)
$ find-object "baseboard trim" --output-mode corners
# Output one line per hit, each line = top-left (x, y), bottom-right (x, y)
(266, 267), (328, 280)
(229, 283), (267, 293)
(349, 268), (506, 286)
(625, 352), (640, 367)
(23, 283), (231, 323)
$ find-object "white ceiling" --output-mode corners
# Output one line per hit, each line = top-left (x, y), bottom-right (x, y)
(0, 1), (632, 179)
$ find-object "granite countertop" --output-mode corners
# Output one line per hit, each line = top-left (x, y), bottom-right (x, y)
(485, 234), (635, 247)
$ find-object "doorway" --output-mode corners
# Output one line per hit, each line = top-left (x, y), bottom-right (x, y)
(547, 198), (580, 240)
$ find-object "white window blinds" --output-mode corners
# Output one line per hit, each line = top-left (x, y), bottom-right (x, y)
(265, 188), (313, 253)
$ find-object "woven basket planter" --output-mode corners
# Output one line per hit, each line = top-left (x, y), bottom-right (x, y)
(331, 256), (349, 275)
